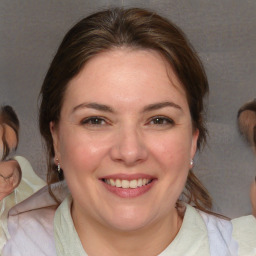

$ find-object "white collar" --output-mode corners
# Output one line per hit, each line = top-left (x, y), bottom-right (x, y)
(54, 197), (211, 256)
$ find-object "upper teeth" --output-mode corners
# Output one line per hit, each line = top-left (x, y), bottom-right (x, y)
(104, 178), (151, 189)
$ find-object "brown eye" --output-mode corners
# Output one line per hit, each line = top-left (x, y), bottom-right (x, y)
(148, 116), (174, 126)
(81, 117), (107, 126)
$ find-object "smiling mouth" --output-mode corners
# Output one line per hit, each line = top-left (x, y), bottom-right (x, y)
(102, 178), (153, 189)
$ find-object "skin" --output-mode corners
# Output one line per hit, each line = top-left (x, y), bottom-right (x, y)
(0, 124), (18, 154)
(0, 160), (21, 200)
(51, 48), (198, 256)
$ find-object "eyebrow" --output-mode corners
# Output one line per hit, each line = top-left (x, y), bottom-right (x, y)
(72, 101), (182, 114)
(142, 102), (182, 112)
(72, 102), (114, 113)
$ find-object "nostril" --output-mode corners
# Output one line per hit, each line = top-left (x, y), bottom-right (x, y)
(109, 136), (148, 165)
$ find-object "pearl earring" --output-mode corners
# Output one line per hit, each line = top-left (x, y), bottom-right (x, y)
(56, 158), (61, 173)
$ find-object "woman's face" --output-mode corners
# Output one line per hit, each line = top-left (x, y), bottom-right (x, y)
(51, 49), (198, 231)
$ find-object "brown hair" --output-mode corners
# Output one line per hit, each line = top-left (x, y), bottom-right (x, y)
(39, 8), (212, 211)
(0, 105), (19, 160)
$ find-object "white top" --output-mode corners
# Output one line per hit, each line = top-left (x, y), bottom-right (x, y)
(2, 183), (256, 256)
(55, 196), (213, 255)
(54, 196), (249, 256)
(0, 156), (46, 251)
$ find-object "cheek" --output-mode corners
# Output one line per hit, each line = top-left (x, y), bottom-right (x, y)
(58, 135), (108, 198)
(151, 132), (192, 170)
(150, 132), (192, 199)
(58, 130), (110, 175)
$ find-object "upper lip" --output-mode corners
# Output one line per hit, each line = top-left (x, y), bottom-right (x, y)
(99, 173), (156, 181)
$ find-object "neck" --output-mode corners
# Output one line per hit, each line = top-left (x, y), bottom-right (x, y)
(72, 205), (182, 256)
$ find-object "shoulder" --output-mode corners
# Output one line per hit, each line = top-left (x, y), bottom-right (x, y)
(2, 206), (56, 256)
(198, 207), (256, 256)
(5, 156), (46, 206)
(2, 182), (69, 256)
(198, 210), (239, 255)
(14, 155), (46, 190)
(232, 215), (256, 256)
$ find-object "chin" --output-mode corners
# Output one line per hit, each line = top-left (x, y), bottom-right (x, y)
(107, 217), (151, 232)
(102, 207), (157, 232)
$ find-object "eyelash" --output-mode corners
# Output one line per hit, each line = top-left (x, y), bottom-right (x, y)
(81, 116), (108, 126)
(147, 116), (175, 126)
(80, 116), (174, 127)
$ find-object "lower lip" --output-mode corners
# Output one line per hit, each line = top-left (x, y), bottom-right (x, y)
(101, 179), (156, 198)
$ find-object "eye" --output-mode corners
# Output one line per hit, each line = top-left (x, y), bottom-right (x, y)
(147, 116), (174, 126)
(81, 116), (107, 126)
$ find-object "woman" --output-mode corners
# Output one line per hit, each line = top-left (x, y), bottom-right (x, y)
(2, 8), (256, 256)
(0, 105), (46, 251)
(238, 99), (256, 217)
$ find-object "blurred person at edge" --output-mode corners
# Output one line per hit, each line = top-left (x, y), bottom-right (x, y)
(0, 105), (21, 200)
(2, 8), (256, 256)
(238, 99), (256, 217)
(0, 105), (46, 250)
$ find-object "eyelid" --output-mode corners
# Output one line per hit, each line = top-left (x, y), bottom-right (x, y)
(146, 115), (175, 125)
(80, 116), (110, 126)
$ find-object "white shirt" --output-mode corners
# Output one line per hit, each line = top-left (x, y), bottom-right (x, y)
(2, 183), (256, 256)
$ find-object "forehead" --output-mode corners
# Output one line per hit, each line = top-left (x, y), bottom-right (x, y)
(63, 48), (188, 110)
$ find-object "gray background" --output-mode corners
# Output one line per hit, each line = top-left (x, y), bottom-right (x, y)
(0, 0), (255, 218)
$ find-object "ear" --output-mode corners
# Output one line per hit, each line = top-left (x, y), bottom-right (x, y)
(50, 121), (60, 161)
(190, 128), (199, 159)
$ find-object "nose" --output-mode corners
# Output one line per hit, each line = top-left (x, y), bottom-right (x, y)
(110, 126), (148, 166)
